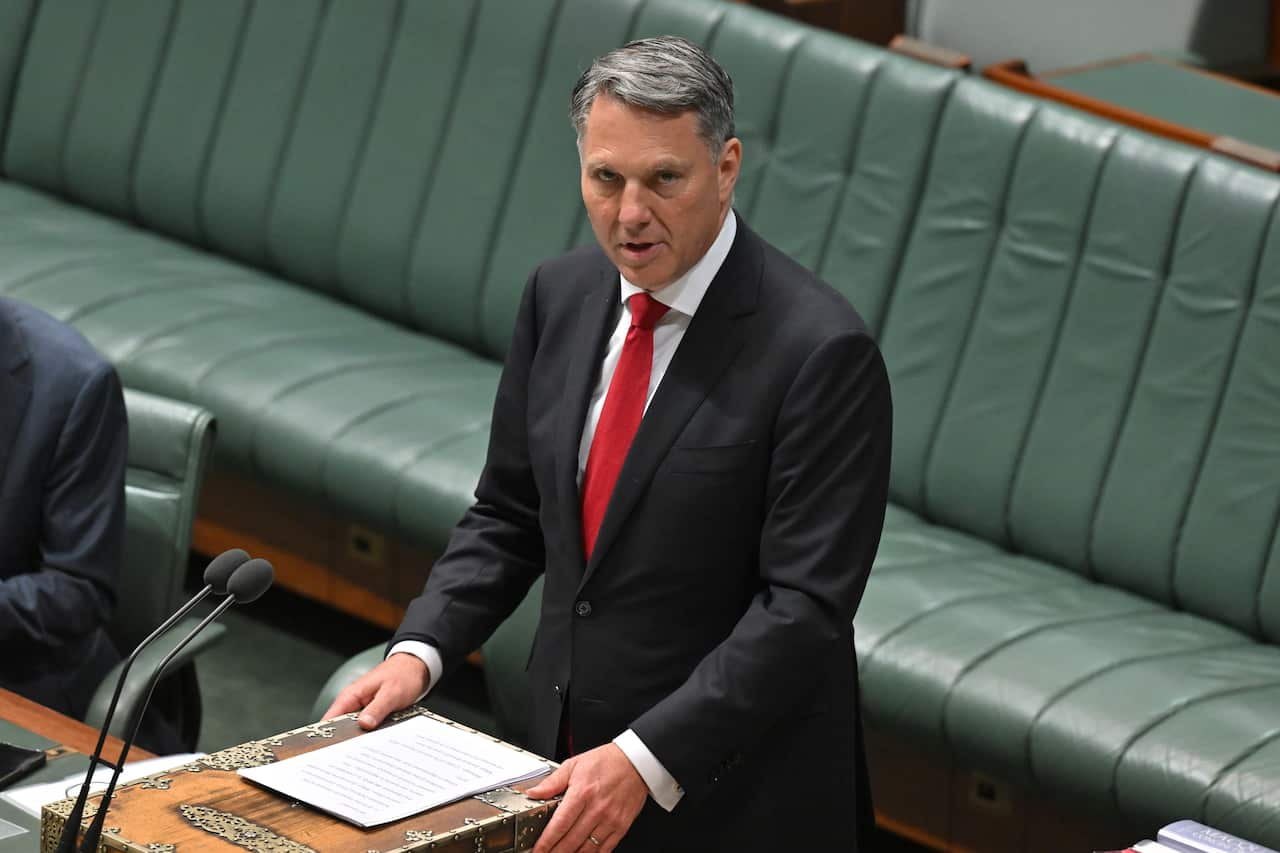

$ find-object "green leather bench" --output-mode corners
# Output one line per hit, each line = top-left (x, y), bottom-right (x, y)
(3, 0), (1280, 848)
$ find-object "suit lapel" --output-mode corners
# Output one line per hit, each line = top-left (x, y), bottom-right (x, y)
(0, 302), (32, 484)
(581, 224), (762, 585)
(553, 266), (619, 571)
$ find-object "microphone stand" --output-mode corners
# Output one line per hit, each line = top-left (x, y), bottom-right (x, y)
(53, 585), (219, 853)
(75, 596), (239, 853)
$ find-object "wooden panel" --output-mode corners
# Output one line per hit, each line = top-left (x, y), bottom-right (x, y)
(1272, 0), (1280, 66)
(866, 725), (954, 851)
(194, 469), (425, 630)
(1024, 797), (1141, 853)
(741, 0), (906, 45)
(866, 725), (1140, 853)
(194, 516), (406, 631)
(949, 769), (1026, 853)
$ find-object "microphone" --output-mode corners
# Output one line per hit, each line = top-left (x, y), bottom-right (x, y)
(54, 548), (249, 853)
(76, 558), (275, 853)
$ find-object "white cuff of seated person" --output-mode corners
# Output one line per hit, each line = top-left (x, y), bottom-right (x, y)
(386, 640), (443, 702)
(613, 729), (684, 812)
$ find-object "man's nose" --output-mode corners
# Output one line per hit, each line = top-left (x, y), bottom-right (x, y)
(618, 182), (651, 229)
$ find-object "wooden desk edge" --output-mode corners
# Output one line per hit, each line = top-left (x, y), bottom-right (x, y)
(985, 58), (1212, 149)
(0, 686), (155, 765)
(890, 34), (972, 70)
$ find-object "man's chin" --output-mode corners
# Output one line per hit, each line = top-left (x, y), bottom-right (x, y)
(613, 260), (675, 291)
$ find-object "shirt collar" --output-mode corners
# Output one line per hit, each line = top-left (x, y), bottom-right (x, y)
(618, 210), (737, 319)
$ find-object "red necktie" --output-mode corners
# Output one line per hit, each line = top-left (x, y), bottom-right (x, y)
(581, 292), (670, 559)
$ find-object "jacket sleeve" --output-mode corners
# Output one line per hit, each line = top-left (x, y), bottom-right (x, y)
(390, 269), (547, 674)
(629, 329), (892, 802)
(0, 362), (126, 649)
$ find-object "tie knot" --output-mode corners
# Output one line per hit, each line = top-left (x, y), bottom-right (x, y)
(628, 292), (669, 331)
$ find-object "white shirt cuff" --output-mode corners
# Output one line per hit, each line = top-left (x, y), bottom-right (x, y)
(613, 729), (684, 812)
(387, 640), (443, 703)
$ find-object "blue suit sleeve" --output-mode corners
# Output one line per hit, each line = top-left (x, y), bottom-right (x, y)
(0, 363), (126, 647)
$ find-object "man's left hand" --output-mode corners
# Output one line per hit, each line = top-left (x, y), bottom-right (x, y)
(526, 743), (649, 853)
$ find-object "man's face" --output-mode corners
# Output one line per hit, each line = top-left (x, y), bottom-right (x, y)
(579, 95), (741, 291)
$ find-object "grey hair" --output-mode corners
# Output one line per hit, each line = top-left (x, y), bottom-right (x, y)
(570, 36), (735, 157)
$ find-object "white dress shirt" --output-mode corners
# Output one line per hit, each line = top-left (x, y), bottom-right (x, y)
(391, 211), (738, 813)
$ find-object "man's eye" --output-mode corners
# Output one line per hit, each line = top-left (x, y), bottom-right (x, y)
(658, 172), (678, 183)
(596, 170), (618, 182)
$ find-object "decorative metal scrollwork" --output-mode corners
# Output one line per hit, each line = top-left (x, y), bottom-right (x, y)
(387, 707), (424, 723)
(179, 804), (318, 853)
(199, 741), (278, 771)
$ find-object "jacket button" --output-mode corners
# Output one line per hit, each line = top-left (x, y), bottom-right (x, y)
(575, 600), (592, 617)
(553, 683), (562, 698)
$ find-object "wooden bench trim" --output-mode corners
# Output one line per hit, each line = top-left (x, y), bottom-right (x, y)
(890, 34), (972, 70)
(984, 59), (1280, 173)
(984, 59), (1213, 148)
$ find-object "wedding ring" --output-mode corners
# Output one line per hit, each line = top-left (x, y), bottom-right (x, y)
(588, 834), (602, 847)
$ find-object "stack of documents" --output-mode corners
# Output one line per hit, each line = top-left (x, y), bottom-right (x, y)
(240, 715), (550, 827)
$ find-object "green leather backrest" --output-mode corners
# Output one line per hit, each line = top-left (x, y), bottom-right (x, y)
(876, 75), (1280, 639)
(0, 0), (35, 145)
(119, 387), (216, 654)
(1176, 196), (1280, 639)
(0, 0), (945, 359)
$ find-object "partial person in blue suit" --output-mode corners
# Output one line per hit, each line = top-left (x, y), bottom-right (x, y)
(0, 296), (126, 719)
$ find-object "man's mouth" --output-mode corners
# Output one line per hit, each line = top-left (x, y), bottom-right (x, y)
(620, 241), (661, 261)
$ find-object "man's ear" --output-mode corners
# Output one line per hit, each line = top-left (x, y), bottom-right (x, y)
(719, 137), (742, 200)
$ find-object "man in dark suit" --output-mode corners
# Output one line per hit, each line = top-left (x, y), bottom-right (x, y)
(327, 36), (891, 852)
(0, 297), (126, 719)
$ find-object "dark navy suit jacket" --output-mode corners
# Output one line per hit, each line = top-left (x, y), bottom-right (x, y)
(394, 223), (892, 851)
(0, 297), (126, 718)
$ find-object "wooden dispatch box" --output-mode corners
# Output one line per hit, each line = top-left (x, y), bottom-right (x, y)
(41, 707), (560, 853)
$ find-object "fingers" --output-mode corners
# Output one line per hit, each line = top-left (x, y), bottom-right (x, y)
(526, 761), (572, 800)
(321, 678), (377, 722)
(586, 830), (621, 853)
(541, 794), (608, 853)
(318, 655), (429, 728)
(357, 680), (407, 729)
(321, 694), (359, 721)
(532, 766), (585, 853)
(574, 826), (618, 853)
(531, 747), (646, 853)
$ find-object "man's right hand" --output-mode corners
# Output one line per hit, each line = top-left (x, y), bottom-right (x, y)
(321, 652), (430, 730)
